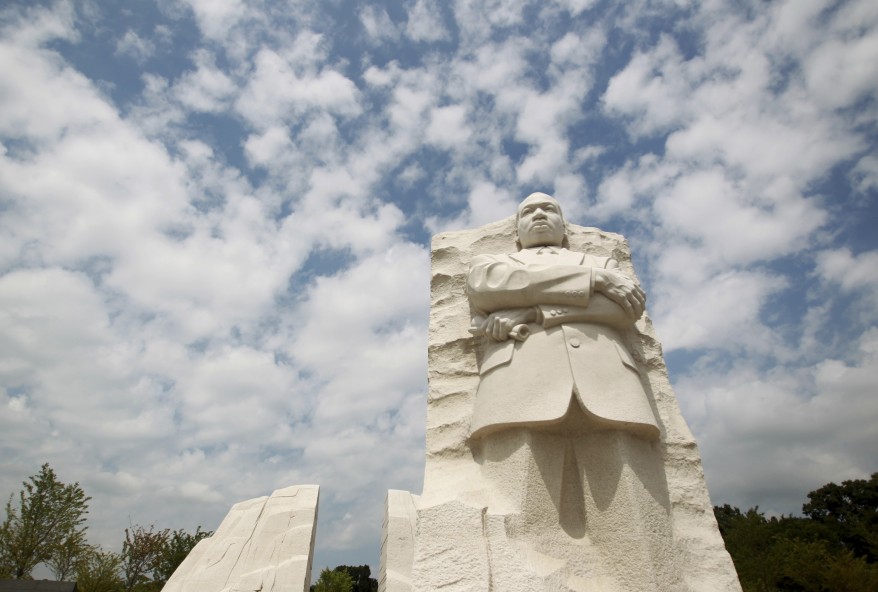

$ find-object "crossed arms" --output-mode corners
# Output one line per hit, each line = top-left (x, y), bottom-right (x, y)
(467, 253), (646, 342)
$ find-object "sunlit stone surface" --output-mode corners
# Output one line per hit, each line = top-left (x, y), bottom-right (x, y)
(381, 196), (742, 591)
(163, 485), (319, 592)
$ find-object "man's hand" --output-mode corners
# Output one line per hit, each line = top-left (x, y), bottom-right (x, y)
(476, 307), (537, 341)
(593, 268), (646, 320)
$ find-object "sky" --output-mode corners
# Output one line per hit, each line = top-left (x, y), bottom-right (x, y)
(1, 0), (877, 579)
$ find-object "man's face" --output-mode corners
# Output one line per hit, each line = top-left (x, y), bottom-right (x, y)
(517, 193), (565, 248)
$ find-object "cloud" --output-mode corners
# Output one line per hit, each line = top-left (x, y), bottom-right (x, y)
(654, 169), (826, 266)
(405, 0), (450, 43)
(425, 104), (470, 148)
(676, 327), (878, 514)
(115, 30), (156, 63)
(816, 248), (878, 293)
(800, 2), (878, 110)
(0, 15), (113, 144)
(603, 36), (689, 137)
(454, 0), (528, 41)
(360, 5), (400, 43)
(235, 44), (361, 129)
(651, 267), (788, 353)
(555, 0), (598, 18)
(851, 153), (878, 194)
(173, 49), (236, 112)
(179, 0), (248, 41)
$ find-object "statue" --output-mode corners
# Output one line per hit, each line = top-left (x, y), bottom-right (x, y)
(463, 192), (678, 589)
(380, 192), (742, 592)
(466, 192), (658, 440)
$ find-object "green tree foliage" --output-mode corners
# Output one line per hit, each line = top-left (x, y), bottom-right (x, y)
(46, 532), (94, 581)
(329, 565), (377, 592)
(716, 473), (878, 592)
(75, 548), (124, 592)
(120, 524), (169, 592)
(312, 567), (354, 592)
(803, 472), (878, 562)
(0, 464), (209, 589)
(0, 463), (91, 579)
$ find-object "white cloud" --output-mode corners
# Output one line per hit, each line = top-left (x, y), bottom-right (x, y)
(405, 0), (450, 43)
(549, 28), (606, 73)
(454, 39), (530, 97)
(0, 1), (78, 48)
(425, 104), (470, 148)
(654, 169), (826, 266)
(801, 2), (878, 111)
(115, 30), (156, 62)
(512, 74), (592, 183)
(173, 49), (236, 112)
(851, 153), (878, 194)
(555, 0), (598, 17)
(0, 25), (114, 143)
(603, 36), (690, 136)
(425, 181), (517, 232)
(466, 181), (518, 227)
(360, 5), (400, 43)
(454, 0), (528, 40)
(814, 247), (878, 323)
(244, 125), (294, 168)
(235, 45), (361, 129)
(676, 327), (878, 513)
(592, 154), (677, 221)
(180, 0), (247, 41)
(652, 268), (788, 353)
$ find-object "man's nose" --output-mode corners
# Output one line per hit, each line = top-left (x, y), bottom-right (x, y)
(532, 208), (547, 218)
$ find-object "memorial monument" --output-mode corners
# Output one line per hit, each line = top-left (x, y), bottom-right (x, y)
(162, 485), (319, 592)
(161, 192), (741, 591)
(380, 193), (742, 591)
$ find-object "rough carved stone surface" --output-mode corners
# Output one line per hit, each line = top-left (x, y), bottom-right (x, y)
(162, 485), (319, 592)
(380, 490), (420, 592)
(381, 197), (742, 591)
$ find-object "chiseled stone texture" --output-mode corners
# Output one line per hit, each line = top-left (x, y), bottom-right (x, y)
(379, 490), (420, 592)
(386, 217), (741, 591)
(162, 485), (319, 592)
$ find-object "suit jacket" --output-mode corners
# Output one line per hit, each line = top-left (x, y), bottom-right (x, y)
(466, 248), (660, 441)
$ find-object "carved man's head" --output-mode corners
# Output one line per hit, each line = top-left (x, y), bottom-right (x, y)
(516, 192), (566, 249)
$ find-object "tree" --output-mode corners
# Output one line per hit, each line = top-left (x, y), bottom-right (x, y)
(0, 463), (91, 579)
(715, 474), (878, 592)
(333, 565), (377, 592)
(803, 472), (878, 562)
(312, 567), (354, 592)
(46, 531), (94, 580)
(152, 526), (212, 586)
(120, 524), (168, 592)
(76, 548), (124, 592)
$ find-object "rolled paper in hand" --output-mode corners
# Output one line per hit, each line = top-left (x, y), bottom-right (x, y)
(468, 323), (530, 342)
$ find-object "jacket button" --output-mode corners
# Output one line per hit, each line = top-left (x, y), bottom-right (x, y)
(569, 338), (581, 348)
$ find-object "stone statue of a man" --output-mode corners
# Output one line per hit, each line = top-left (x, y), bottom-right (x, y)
(467, 191), (659, 440)
(464, 192), (678, 590)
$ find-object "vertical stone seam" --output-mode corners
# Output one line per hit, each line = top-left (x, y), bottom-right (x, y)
(480, 507), (494, 592)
